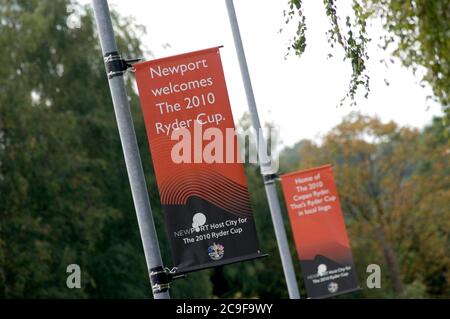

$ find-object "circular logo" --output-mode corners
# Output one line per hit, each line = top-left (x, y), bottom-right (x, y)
(327, 282), (339, 293)
(192, 212), (207, 232)
(317, 264), (327, 276)
(208, 243), (224, 261)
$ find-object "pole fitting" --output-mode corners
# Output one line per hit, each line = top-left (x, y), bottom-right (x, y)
(103, 51), (141, 79)
(149, 266), (171, 294)
(149, 266), (185, 294)
(262, 173), (280, 185)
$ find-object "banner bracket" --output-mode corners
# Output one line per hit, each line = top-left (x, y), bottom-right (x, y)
(103, 51), (141, 79)
(166, 267), (186, 281)
(262, 173), (280, 185)
(149, 266), (185, 294)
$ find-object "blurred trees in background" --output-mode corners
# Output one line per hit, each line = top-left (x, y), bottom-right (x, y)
(0, 0), (448, 298)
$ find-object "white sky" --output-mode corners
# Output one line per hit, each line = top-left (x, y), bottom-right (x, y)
(88, 0), (442, 147)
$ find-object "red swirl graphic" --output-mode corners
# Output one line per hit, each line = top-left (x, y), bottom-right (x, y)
(160, 168), (252, 217)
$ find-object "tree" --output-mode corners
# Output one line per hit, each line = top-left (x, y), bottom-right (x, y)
(0, 0), (118, 298)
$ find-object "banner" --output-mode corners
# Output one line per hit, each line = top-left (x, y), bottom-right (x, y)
(280, 165), (359, 298)
(134, 47), (262, 273)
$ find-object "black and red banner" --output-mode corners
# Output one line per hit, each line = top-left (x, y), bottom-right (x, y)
(134, 47), (262, 273)
(280, 165), (359, 298)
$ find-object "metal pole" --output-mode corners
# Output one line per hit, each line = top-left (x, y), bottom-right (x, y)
(225, 0), (300, 299)
(91, 0), (170, 299)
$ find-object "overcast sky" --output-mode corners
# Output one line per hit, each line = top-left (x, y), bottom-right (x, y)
(87, 0), (442, 147)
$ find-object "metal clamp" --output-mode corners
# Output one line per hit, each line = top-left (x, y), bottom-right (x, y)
(150, 266), (171, 294)
(104, 51), (141, 79)
(149, 267), (185, 294)
(263, 173), (280, 185)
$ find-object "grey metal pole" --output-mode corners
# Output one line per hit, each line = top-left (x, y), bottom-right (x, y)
(225, 0), (300, 299)
(91, 0), (170, 299)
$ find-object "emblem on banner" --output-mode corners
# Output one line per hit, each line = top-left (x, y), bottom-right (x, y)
(208, 243), (224, 261)
(317, 264), (327, 276)
(328, 282), (339, 293)
(192, 212), (207, 232)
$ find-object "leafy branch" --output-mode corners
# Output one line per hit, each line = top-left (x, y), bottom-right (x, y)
(285, 0), (371, 106)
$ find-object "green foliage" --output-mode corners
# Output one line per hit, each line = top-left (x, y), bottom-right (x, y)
(402, 280), (428, 299)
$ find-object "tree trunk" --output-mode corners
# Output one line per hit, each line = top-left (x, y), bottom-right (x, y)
(376, 227), (404, 296)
